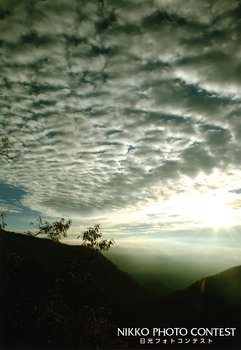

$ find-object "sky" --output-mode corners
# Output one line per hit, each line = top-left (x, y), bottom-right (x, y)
(1, 0), (241, 293)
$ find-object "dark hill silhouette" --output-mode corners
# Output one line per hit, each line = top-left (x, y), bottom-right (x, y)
(153, 266), (241, 348)
(0, 229), (149, 348)
(0, 228), (240, 349)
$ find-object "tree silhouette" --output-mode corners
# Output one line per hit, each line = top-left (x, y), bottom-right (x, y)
(79, 224), (114, 251)
(0, 136), (9, 229)
(0, 212), (7, 230)
(27, 217), (72, 242)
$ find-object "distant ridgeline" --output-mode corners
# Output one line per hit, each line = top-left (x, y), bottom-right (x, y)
(0, 228), (240, 349)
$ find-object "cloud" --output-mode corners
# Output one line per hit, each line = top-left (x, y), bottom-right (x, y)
(230, 188), (241, 194)
(0, 0), (241, 234)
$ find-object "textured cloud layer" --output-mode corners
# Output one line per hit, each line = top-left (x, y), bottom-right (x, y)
(1, 0), (241, 229)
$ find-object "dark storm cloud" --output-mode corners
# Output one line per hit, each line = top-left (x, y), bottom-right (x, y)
(1, 0), (241, 219)
(230, 188), (241, 194)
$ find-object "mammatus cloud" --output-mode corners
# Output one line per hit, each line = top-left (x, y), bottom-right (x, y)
(0, 0), (241, 234)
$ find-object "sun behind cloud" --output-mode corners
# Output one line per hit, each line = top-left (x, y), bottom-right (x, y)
(177, 193), (237, 229)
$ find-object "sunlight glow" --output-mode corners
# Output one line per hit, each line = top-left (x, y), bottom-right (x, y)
(146, 188), (241, 231)
(173, 193), (237, 229)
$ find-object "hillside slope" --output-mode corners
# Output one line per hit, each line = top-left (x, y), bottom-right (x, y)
(1, 229), (240, 349)
(0, 229), (149, 349)
(154, 265), (241, 348)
